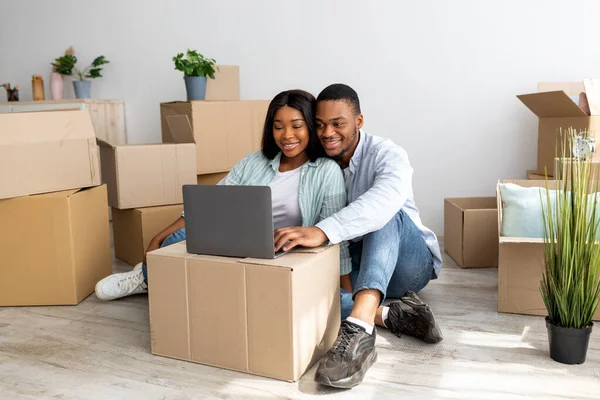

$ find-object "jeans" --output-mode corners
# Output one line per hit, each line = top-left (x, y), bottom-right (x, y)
(141, 228), (187, 282)
(340, 209), (434, 320)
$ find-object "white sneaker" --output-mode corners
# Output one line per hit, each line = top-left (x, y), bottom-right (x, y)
(95, 267), (148, 301)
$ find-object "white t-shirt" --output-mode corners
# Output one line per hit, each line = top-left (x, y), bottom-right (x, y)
(269, 166), (303, 230)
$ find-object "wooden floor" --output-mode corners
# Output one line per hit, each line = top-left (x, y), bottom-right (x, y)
(1, 237), (599, 400)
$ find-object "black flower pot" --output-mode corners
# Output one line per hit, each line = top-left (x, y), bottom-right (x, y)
(546, 316), (593, 364)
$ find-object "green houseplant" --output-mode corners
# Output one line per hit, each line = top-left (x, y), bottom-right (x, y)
(540, 127), (600, 364)
(172, 49), (217, 101)
(51, 47), (109, 99)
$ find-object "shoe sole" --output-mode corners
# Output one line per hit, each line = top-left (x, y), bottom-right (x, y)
(315, 349), (378, 389)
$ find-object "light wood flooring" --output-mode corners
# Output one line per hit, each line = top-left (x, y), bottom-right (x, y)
(1, 237), (599, 399)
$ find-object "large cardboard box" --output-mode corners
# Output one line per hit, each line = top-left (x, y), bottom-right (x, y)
(497, 180), (600, 320)
(0, 185), (111, 306)
(197, 171), (228, 185)
(207, 65), (240, 101)
(518, 80), (600, 177)
(147, 242), (341, 382)
(444, 197), (498, 268)
(99, 115), (197, 209)
(0, 109), (101, 200)
(112, 204), (184, 266)
(160, 100), (270, 174)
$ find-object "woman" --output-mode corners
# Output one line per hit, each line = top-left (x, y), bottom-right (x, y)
(95, 89), (350, 301)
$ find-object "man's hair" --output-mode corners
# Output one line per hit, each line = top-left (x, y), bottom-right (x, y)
(317, 83), (361, 116)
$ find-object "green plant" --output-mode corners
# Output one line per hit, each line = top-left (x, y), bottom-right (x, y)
(172, 49), (217, 78)
(540, 127), (600, 329)
(51, 47), (109, 80)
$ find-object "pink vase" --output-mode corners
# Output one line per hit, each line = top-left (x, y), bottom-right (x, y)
(50, 72), (63, 100)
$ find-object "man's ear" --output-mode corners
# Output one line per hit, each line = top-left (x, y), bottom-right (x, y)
(356, 113), (364, 129)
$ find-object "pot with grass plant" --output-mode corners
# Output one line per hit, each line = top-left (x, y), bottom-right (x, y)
(173, 49), (217, 101)
(540, 127), (600, 365)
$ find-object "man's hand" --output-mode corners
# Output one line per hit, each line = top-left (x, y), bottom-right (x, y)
(143, 237), (162, 265)
(274, 226), (328, 252)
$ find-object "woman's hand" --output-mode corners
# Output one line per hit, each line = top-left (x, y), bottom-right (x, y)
(340, 274), (353, 293)
(143, 237), (163, 265)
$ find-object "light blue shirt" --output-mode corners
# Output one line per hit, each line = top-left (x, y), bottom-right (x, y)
(216, 151), (352, 274)
(316, 130), (442, 278)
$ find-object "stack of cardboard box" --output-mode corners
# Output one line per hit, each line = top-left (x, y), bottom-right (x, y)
(495, 80), (600, 320)
(103, 66), (270, 267)
(0, 109), (112, 306)
(444, 79), (600, 321)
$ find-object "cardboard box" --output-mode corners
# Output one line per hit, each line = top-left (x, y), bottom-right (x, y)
(444, 197), (498, 268)
(99, 115), (197, 209)
(0, 185), (111, 306)
(526, 170), (546, 180)
(518, 80), (600, 176)
(160, 100), (270, 174)
(197, 171), (228, 185)
(0, 99), (127, 145)
(112, 204), (184, 266)
(0, 109), (101, 200)
(497, 180), (600, 320)
(147, 242), (341, 382)
(206, 65), (240, 101)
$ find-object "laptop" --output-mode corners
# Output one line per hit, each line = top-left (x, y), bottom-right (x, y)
(182, 184), (291, 259)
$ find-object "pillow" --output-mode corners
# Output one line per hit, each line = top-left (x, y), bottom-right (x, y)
(499, 183), (600, 238)
(498, 183), (556, 238)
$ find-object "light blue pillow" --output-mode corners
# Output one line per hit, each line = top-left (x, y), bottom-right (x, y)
(499, 183), (555, 238)
(499, 183), (600, 238)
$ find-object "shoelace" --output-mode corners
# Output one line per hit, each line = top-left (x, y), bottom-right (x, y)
(332, 322), (359, 361)
(117, 274), (142, 289)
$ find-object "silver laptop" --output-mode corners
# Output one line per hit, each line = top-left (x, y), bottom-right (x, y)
(182, 185), (290, 259)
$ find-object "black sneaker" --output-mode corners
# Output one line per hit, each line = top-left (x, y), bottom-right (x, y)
(386, 290), (443, 343)
(314, 320), (377, 389)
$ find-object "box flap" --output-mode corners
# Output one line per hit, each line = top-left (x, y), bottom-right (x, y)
(517, 91), (588, 118)
(538, 81), (584, 97)
(583, 79), (600, 116)
(166, 115), (195, 144)
(96, 138), (115, 148)
(445, 197), (496, 211)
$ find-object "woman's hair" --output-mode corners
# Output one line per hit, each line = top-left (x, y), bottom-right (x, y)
(261, 89), (325, 162)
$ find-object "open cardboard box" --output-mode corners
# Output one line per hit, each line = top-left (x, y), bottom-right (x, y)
(518, 79), (600, 177)
(147, 242), (340, 382)
(0, 109), (101, 200)
(160, 100), (270, 174)
(98, 115), (197, 209)
(496, 179), (600, 320)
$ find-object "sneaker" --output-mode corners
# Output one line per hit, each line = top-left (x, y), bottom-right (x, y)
(386, 290), (443, 343)
(95, 267), (147, 301)
(314, 320), (377, 388)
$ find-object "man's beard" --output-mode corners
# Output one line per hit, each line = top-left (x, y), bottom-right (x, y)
(328, 127), (358, 161)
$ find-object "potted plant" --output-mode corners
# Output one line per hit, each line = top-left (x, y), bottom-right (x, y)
(51, 46), (109, 99)
(540, 127), (600, 365)
(172, 49), (217, 101)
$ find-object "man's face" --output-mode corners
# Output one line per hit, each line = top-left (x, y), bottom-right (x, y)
(316, 100), (363, 164)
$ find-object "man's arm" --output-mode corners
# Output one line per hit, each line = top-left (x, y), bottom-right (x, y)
(315, 144), (412, 244)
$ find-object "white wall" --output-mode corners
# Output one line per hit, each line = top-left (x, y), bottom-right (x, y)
(2, 0), (600, 236)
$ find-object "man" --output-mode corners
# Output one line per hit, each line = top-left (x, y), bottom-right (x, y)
(273, 83), (443, 389)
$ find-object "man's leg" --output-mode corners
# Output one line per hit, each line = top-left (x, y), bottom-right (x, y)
(95, 228), (186, 301)
(316, 210), (439, 388)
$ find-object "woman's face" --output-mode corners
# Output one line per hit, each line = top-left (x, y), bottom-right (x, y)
(272, 105), (310, 159)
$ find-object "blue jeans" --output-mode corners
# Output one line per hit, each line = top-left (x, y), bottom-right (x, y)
(142, 228), (187, 282)
(340, 209), (435, 320)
